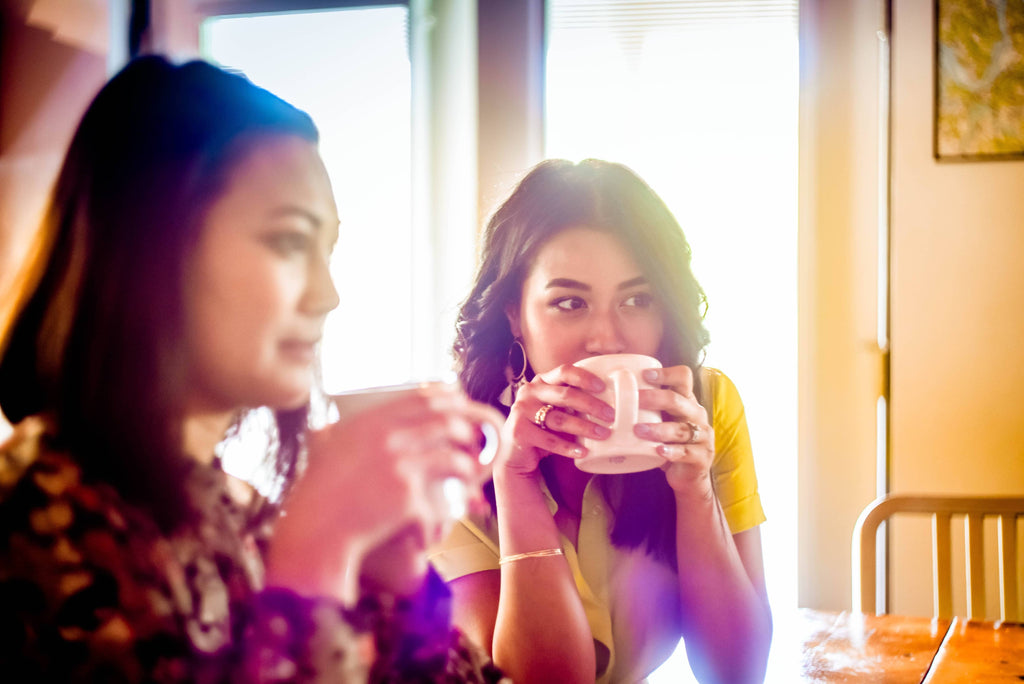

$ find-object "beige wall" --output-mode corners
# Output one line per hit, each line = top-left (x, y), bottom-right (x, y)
(798, 0), (886, 611)
(0, 3), (106, 428)
(476, 0), (544, 228)
(888, 0), (1024, 617)
(800, 0), (1024, 616)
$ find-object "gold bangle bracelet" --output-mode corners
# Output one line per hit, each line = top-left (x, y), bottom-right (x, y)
(498, 548), (564, 565)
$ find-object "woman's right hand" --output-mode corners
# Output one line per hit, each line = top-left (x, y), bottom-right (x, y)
(264, 383), (502, 603)
(501, 364), (616, 474)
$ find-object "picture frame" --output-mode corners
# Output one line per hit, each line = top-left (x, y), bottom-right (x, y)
(934, 0), (1024, 161)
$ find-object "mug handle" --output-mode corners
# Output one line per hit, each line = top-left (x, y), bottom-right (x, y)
(610, 369), (639, 432)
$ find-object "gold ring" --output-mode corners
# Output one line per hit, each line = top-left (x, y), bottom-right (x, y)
(685, 421), (701, 444)
(533, 404), (555, 430)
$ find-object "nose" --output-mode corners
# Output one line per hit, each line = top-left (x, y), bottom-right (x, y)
(583, 308), (627, 355)
(302, 252), (340, 317)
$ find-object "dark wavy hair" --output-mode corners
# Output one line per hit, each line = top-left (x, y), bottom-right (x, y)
(0, 56), (319, 530)
(454, 158), (710, 569)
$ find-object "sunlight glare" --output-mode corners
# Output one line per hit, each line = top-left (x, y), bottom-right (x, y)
(546, 7), (799, 681)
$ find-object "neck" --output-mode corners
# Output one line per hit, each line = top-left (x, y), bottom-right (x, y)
(182, 409), (236, 465)
(546, 455), (592, 517)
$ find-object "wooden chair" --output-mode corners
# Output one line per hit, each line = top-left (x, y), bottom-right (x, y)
(852, 494), (1024, 621)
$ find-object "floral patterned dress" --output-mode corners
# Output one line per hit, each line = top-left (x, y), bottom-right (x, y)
(0, 417), (506, 683)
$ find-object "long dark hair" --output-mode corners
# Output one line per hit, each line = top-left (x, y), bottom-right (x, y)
(0, 56), (319, 530)
(454, 158), (710, 569)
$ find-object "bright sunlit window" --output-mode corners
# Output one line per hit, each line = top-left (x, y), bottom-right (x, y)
(545, 2), (799, 680)
(202, 6), (413, 395)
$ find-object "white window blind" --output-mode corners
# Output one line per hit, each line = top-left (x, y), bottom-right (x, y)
(550, 0), (798, 26)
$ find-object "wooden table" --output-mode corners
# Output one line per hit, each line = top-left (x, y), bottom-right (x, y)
(924, 618), (1024, 683)
(763, 609), (1024, 683)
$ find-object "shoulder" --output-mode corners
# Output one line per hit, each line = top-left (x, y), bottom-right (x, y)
(0, 416), (80, 503)
(700, 366), (740, 394)
(700, 367), (746, 419)
(700, 369), (766, 530)
(0, 417), (153, 564)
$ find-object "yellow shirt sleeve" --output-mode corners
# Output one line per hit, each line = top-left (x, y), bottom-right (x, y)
(703, 367), (766, 534)
(430, 512), (500, 581)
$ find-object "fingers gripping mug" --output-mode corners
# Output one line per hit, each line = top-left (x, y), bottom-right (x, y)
(328, 382), (500, 518)
(572, 354), (665, 474)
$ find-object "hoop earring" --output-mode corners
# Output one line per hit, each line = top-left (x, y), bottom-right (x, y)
(498, 338), (528, 407)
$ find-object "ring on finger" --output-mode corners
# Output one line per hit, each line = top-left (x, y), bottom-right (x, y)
(684, 421), (701, 445)
(533, 404), (555, 431)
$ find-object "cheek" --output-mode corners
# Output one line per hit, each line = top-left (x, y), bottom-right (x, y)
(520, 318), (578, 373)
(188, 270), (282, 368)
(187, 304), (253, 384)
(629, 316), (665, 355)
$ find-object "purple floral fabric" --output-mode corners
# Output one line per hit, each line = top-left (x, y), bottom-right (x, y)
(0, 417), (504, 683)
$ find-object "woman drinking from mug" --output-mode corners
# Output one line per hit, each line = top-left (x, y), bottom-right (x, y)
(430, 159), (772, 683)
(0, 56), (505, 683)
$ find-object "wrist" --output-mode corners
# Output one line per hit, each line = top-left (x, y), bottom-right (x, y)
(493, 464), (560, 522)
(671, 475), (716, 507)
(493, 461), (544, 492)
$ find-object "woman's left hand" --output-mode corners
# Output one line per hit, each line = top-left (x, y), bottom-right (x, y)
(634, 364), (715, 497)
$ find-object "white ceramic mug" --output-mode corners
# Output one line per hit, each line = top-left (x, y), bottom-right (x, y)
(572, 354), (665, 474)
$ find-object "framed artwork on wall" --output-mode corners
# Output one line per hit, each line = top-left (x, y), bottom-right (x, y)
(934, 0), (1024, 161)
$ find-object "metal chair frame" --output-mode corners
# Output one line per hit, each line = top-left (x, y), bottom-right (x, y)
(852, 494), (1024, 621)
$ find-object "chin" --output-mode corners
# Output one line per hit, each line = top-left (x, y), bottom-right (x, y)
(259, 368), (318, 409)
(258, 383), (313, 412)
(279, 390), (313, 411)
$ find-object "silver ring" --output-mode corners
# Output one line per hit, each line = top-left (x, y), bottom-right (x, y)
(533, 404), (555, 430)
(685, 421), (701, 445)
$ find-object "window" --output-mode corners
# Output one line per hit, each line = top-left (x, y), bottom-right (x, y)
(545, 2), (799, 680)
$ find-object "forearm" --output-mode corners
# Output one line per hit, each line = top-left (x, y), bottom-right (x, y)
(491, 466), (595, 683)
(264, 483), (367, 606)
(674, 492), (772, 684)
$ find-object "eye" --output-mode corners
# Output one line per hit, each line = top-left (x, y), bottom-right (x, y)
(552, 296), (587, 312)
(262, 230), (312, 256)
(622, 292), (655, 309)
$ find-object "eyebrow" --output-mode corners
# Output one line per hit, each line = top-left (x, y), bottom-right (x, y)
(268, 205), (341, 246)
(268, 205), (338, 231)
(545, 276), (649, 291)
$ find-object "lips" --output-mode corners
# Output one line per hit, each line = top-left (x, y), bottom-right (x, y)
(279, 338), (319, 363)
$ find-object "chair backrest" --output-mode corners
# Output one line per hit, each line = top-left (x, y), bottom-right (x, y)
(852, 494), (1024, 621)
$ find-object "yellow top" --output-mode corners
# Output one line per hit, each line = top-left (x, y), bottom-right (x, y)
(429, 368), (766, 683)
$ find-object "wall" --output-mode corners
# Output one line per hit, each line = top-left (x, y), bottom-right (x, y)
(888, 0), (1024, 618)
(476, 0), (544, 227)
(0, 1), (107, 435)
(0, 2), (107, 324)
(798, 0), (886, 611)
(800, 0), (1024, 617)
